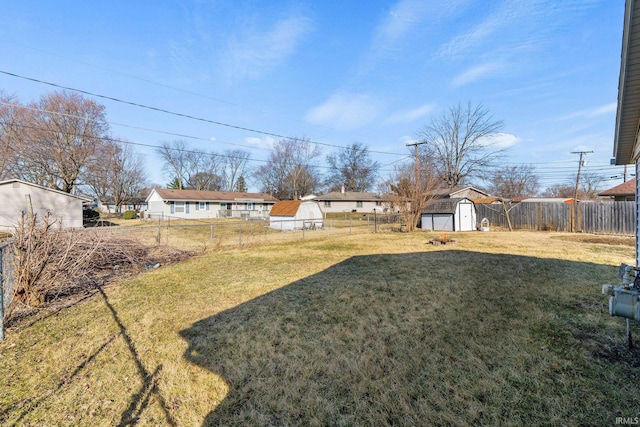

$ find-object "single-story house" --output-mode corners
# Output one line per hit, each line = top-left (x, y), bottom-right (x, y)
(269, 200), (324, 231)
(145, 188), (279, 220)
(0, 179), (91, 231)
(598, 179), (636, 201)
(316, 190), (392, 214)
(428, 186), (491, 200)
(613, 0), (640, 265)
(95, 197), (148, 214)
(421, 198), (477, 232)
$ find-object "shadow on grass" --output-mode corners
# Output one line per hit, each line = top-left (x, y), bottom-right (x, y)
(180, 250), (639, 426)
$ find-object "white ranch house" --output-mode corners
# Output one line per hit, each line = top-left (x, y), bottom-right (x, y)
(316, 191), (392, 214)
(0, 179), (90, 231)
(146, 188), (278, 220)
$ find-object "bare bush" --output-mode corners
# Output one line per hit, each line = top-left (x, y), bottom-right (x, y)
(8, 211), (149, 318)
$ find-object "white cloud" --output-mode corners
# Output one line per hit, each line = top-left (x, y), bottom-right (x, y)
(479, 132), (521, 149)
(557, 102), (617, 121)
(305, 93), (382, 130)
(400, 135), (419, 146)
(226, 14), (313, 80)
(452, 63), (502, 87)
(244, 136), (277, 148)
(386, 104), (435, 124)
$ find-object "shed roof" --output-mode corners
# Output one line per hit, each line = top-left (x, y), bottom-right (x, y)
(423, 198), (473, 214)
(472, 197), (506, 204)
(149, 188), (278, 203)
(599, 178), (636, 196)
(270, 200), (302, 216)
(0, 179), (92, 202)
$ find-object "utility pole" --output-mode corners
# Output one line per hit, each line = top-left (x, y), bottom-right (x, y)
(571, 150), (593, 233)
(571, 150), (593, 201)
(406, 141), (428, 231)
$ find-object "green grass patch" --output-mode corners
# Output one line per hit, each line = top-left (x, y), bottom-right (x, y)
(0, 231), (638, 425)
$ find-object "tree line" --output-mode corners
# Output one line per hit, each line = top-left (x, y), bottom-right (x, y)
(1, 89), (604, 218)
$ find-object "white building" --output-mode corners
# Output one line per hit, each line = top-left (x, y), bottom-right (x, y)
(0, 179), (91, 231)
(269, 200), (324, 231)
(145, 188), (278, 220)
(421, 198), (477, 232)
(316, 190), (391, 214)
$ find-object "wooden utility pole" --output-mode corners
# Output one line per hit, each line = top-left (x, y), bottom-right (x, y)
(571, 150), (592, 232)
(406, 141), (428, 230)
(571, 150), (593, 201)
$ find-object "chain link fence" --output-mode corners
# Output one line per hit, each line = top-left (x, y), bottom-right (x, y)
(83, 213), (404, 252)
(0, 240), (15, 340)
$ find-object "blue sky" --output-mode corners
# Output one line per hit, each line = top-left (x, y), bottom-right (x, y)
(0, 0), (626, 192)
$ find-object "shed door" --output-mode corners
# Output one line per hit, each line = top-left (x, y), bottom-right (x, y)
(432, 214), (454, 231)
(422, 213), (454, 231)
(457, 202), (475, 231)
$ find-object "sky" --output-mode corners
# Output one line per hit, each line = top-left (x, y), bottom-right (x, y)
(0, 0), (627, 193)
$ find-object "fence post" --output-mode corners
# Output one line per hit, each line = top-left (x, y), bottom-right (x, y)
(156, 222), (161, 244)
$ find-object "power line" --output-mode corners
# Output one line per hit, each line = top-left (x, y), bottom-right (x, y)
(0, 69), (407, 156)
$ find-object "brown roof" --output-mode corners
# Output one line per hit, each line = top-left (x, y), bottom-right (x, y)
(152, 188), (278, 202)
(270, 200), (302, 216)
(472, 197), (505, 204)
(316, 191), (390, 201)
(599, 179), (636, 196)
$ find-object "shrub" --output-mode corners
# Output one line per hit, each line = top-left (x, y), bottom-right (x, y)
(123, 210), (137, 220)
(83, 209), (100, 219)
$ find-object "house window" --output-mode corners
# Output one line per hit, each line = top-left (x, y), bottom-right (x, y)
(198, 202), (206, 210)
(245, 203), (255, 210)
(174, 201), (185, 213)
(356, 201), (363, 208)
(376, 201), (382, 206)
(324, 201), (331, 207)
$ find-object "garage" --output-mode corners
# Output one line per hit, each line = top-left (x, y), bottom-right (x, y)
(421, 198), (477, 232)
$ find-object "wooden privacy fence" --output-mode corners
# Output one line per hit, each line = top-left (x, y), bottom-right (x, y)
(476, 201), (636, 235)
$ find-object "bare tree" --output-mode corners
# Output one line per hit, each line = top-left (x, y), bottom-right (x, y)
(487, 164), (539, 199)
(222, 149), (250, 192)
(85, 140), (148, 213)
(325, 142), (379, 192)
(157, 140), (188, 189)
(14, 91), (109, 193)
(0, 91), (22, 180)
(185, 151), (223, 191)
(542, 173), (603, 200)
(578, 172), (604, 200)
(382, 157), (441, 232)
(418, 101), (505, 188)
(255, 137), (322, 199)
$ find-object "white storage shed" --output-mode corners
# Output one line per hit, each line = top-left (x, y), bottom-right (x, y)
(421, 198), (477, 232)
(269, 200), (324, 231)
(0, 179), (91, 231)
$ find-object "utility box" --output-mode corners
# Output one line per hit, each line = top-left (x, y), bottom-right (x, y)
(603, 264), (640, 320)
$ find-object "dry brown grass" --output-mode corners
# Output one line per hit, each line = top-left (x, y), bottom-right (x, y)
(0, 231), (638, 426)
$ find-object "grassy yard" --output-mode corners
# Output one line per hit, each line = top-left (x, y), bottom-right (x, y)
(0, 231), (638, 426)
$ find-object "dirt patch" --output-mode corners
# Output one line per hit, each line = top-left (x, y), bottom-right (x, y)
(553, 234), (635, 247)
